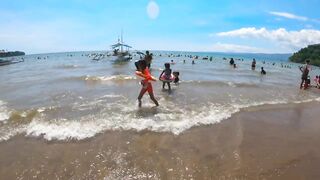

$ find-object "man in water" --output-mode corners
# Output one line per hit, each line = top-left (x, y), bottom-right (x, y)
(299, 60), (311, 89)
(261, 67), (266, 75)
(229, 58), (234, 65)
(251, 58), (256, 70)
(144, 51), (153, 69)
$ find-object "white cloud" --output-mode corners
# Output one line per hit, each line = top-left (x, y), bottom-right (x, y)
(211, 42), (266, 53)
(269, 11), (308, 21)
(146, 1), (160, 20)
(216, 27), (320, 51)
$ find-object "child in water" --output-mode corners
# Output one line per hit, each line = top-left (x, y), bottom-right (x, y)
(315, 75), (320, 88)
(135, 60), (159, 107)
(159, 63), (172, 91)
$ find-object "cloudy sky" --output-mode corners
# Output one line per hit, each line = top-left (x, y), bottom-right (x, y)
(1, 0), (320, 54)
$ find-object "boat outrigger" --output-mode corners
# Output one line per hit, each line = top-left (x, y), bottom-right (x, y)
(0, 58), (24, 66)
(111, 32), (132, 61)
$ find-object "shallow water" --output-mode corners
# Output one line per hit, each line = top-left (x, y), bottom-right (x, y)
(0, 51), (319, 141)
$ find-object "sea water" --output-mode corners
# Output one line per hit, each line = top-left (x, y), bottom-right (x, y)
(0, 51), (319, 141)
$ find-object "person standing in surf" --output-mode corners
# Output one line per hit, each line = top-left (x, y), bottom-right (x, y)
(251, 58), (256, 70)
(135, 60), (159, 107)
(144, 51), (153, 69)
(159, 63), (172, 91)
(299, 60), (311, 89)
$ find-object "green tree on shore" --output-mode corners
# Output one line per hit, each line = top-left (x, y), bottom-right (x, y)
(290, 44), (320, 66)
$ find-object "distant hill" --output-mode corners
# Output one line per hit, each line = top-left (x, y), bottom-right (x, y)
(0, 51), (25, 58)
(290, 44), (320, 66)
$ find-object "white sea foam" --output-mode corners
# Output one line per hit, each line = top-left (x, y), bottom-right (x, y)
(0, 100), (10, 122)
(1, 96), (320, 142)
(22, 97), (320, 141)
(83, 75), (136, 82)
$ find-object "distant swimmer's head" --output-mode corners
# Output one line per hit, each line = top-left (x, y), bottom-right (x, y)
(165, 63), (170, 69)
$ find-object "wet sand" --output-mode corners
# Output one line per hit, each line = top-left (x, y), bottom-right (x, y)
(1, 102), (320, 179)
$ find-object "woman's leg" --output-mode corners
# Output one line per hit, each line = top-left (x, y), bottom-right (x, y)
(137, 87), (147, 107)
(147, 83), (159, 106)
(167, 82), (171, 91)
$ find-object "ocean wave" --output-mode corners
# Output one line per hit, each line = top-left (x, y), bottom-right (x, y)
(0, 100), (10, 122)
(1, 96), (320, 142)
(181, 80), (260, 88)
(56, 64), (83, 69)
(67, 75), (136, 83)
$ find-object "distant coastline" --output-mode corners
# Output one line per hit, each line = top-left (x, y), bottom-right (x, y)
(0, 51), (25, 58)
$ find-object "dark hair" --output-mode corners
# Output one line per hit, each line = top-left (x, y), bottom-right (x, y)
(146, 51), (149, 54)
(173, 71), (179, 76)
(306, 59), (310, 63)
(261, 67), (264, 69)
(135, 60), (147, 71)
(165, 63), (170, 69)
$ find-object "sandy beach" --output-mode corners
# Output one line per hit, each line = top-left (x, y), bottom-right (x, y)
(1, 101), (320, 179)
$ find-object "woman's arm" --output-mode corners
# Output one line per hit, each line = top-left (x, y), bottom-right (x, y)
(135, 71), (146, 78)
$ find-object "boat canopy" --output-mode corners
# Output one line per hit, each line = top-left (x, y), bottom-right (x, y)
(111, 43), (132, 49)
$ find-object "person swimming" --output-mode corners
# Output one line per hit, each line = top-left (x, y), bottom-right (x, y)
(135, 60), (159, 107)
(159, 63), (173, 91)
(261, 67), (266, 75)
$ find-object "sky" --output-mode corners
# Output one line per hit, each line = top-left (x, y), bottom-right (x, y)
(1, 0), (320, 54)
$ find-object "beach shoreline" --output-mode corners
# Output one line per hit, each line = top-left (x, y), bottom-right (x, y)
(1, 101), (320, 179)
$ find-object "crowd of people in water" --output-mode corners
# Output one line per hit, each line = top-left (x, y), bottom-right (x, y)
(134, 51), (319, 107)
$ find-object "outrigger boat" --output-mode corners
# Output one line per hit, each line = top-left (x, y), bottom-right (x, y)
(0, 58), (24, 66)
(111, 32), (132, 61)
